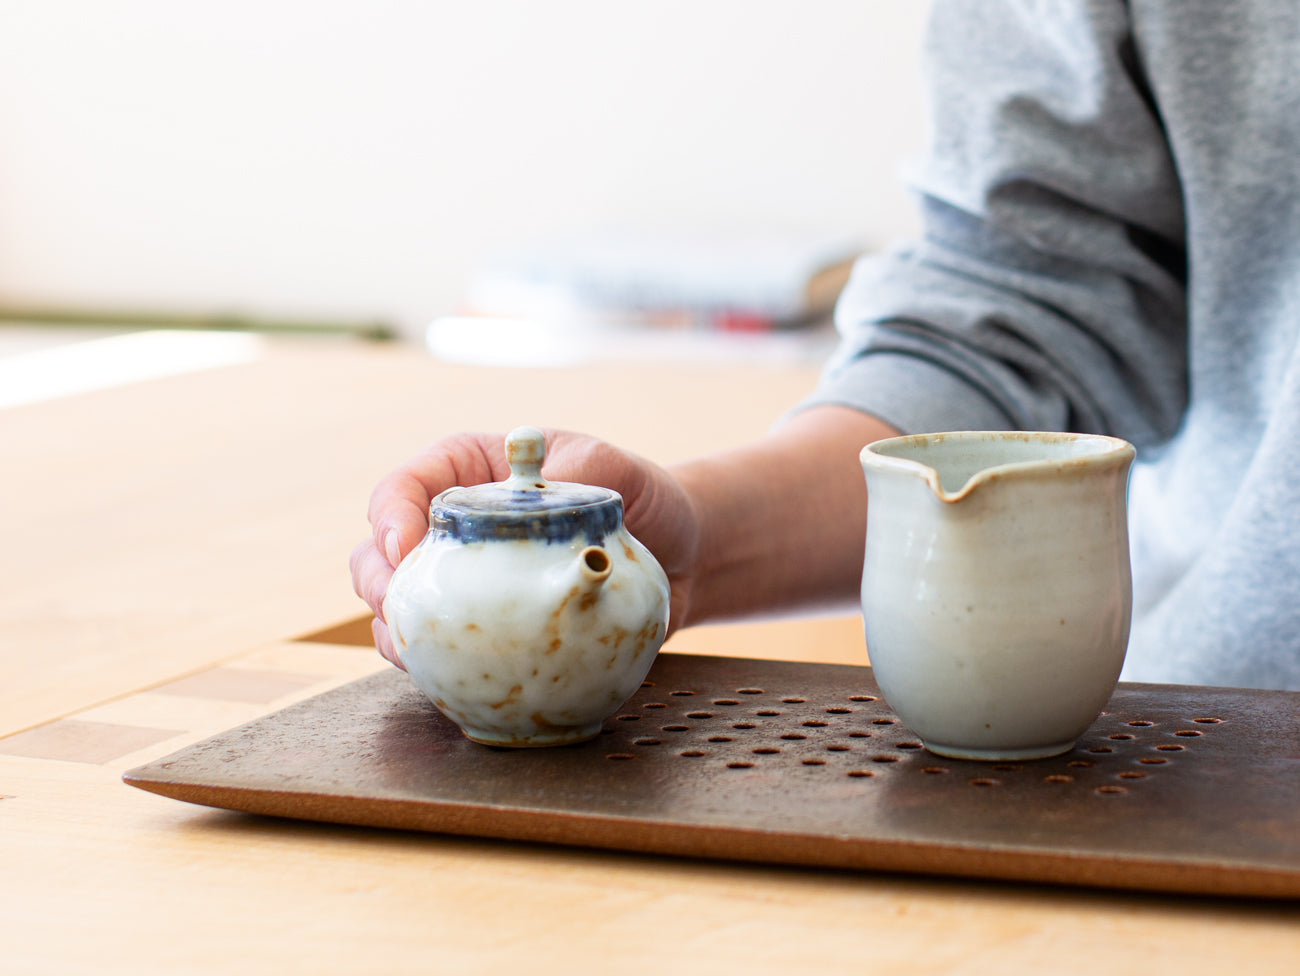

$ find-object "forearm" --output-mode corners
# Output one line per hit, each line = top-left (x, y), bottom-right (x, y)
(671, 405), (899, 627)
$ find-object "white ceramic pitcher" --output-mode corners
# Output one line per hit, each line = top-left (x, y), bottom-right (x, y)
(859, 431), (1135, 761)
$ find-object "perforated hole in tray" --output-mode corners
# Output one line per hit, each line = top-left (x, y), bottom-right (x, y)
(599, 678), (1225, 793)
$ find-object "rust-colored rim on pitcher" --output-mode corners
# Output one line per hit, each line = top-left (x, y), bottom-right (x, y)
(860, 430), (1135, 504)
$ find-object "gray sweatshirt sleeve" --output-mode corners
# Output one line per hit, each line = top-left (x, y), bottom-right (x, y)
(802, 0), (1188, 448)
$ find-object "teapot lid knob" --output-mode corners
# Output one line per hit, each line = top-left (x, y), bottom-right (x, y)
(505, 426), (547, 486)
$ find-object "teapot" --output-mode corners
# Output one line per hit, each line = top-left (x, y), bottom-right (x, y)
(384, 426), (671, 747)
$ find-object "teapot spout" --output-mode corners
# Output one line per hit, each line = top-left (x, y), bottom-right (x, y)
(578, 545), (613, 590)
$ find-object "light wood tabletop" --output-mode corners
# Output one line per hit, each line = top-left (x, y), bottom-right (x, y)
(2, 334), (1297, 975)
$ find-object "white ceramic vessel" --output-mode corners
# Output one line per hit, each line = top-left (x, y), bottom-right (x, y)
(384, 426), (670, 747)
(859, 431), (1135, 761)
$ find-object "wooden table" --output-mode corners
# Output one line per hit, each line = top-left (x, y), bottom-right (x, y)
(2, 335), (1297, 974)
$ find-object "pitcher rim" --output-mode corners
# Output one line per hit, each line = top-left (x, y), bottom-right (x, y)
(860, 430), (1136, 504)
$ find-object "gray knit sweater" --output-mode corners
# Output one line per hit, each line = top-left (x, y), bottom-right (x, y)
(803, 0), (1300, 689)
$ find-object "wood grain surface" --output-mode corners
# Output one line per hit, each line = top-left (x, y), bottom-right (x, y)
(4, 336), (1299, 975)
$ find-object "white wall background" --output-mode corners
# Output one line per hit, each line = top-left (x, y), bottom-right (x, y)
(0, 1), (931, 337)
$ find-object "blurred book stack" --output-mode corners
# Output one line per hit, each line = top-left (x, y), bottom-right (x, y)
(426, 228), (862, 367)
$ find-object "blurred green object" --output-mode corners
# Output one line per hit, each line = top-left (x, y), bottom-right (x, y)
(0, 305), (398, 341)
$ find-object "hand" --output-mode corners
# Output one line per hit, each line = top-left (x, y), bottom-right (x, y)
(350, 430), (702, 668)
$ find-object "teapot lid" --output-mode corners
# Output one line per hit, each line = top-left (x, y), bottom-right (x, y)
(429, 426), (623, 543)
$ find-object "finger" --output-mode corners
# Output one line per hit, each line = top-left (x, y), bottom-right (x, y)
(349, 539), (394, 620)
(537, 433), (650, 505)
(367, 470), (436, 568)
(372, 616), (406, 671)
(367, 433), (503, 527)
(666, 580), (691, 640)
(368, 433), (506, 566)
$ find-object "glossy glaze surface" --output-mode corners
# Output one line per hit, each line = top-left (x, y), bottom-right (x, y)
(861, 431), (1135, 760)
(385, 427), (670, 746)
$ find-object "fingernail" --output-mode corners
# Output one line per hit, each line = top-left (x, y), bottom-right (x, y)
(384, 528), (402, 567)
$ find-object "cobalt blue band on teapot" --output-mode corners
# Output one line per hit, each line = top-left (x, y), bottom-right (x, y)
(428, 426), (624, 544)
(428, 488), (624, 544)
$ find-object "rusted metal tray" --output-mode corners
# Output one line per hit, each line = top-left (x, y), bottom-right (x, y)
(124, 653), (1300, 898)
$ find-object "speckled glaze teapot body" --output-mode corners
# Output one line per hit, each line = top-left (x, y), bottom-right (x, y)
(383, 427), (670, 747)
